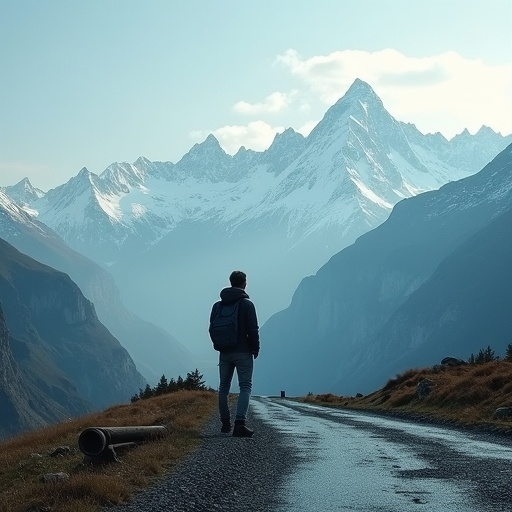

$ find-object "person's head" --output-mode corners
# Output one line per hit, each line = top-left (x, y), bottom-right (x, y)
(229, 270), (247, 289)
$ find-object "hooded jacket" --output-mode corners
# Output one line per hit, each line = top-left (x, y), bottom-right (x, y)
(210, 287), (260, 356)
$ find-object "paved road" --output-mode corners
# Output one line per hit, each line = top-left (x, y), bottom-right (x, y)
(252, 397), (512, 512)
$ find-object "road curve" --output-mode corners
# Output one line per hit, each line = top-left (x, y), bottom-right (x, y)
(253, 397), (512, 512)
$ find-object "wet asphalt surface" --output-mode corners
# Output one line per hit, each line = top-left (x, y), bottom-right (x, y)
(254, 398), (512, 511)
(112, 397), (512, 511)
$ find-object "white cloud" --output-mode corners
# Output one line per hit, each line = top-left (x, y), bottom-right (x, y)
(233, 91), (297, 115)
(213, 121), (285, 154)
(296, 120), (317, 137)
(275, 49), (512, 138)
(198, 49), (512, 156)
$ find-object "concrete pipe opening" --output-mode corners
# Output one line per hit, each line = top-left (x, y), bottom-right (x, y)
(78, 428), (109, 457)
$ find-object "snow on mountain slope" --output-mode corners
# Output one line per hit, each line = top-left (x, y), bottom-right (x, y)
(0, 190), (51, 239)
(3, 79), (512, 355)
(0, 178), (44, 209)
(257, 143), (512, 396)
(14, 79), (509, 264)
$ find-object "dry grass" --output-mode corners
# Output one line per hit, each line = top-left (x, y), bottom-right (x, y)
(0, 390), (217, 512)
(4, 362), (512, 510)
(304, 361), (512, 428)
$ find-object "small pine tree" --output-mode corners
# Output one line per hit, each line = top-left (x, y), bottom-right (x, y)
(184, 369), (206, 390)
(167, 378), (177, 393)
(475, 348), (485, 364)
(505, 343), (512, 362)
(475, 345), (496, 364)
(484, 345), (496, 362)
(155, 375), (168, 395)
(142, 383), (153, 399)
(176, 375), (184, 390)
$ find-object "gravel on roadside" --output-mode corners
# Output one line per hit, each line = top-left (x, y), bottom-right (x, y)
(108, 409), (298, 512)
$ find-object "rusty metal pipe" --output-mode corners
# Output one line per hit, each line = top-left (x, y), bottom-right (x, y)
(78, 426), (166, 457)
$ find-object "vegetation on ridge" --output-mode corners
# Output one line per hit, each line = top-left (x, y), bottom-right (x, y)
(305, 344), (512, 429)
(131, 368), (210, 402)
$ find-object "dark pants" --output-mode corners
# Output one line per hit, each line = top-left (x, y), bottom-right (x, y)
(218, 351), (253, 421)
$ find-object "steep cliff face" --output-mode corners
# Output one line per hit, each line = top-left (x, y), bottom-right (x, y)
(258, 143), (512, 396)
(0, 303), (81, 439)
(0, 238), (146, 438)
(0, 191), (193, 384)
(0, 304), (37, 436)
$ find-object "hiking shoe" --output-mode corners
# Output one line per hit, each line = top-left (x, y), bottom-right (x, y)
(221, 420), (232, 433)
(232, 423), (254, 438)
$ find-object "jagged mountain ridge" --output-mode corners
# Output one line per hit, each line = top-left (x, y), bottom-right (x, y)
(8, 79), (510, 262)
(3, 79), (511, 355)
(257, 143), (512, 396)
(0, 191), (194, 384)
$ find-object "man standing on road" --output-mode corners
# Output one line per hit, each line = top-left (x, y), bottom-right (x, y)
(209, 270), (260, 437)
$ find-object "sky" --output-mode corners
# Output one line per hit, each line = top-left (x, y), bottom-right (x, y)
(1, 0), (511, 191)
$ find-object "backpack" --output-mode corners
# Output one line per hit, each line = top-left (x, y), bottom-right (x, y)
(209, 300), (241, 351)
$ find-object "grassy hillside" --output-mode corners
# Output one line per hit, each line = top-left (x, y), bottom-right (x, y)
(304, 360), (512, 430)
(0, 390), (216, 512)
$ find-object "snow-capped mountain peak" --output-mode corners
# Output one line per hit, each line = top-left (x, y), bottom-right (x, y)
(42, 167), (98, 212)
(7, 79), (512, 263)
(2, 78), (511, 352)
(0, 190), (50, 238)
(100, 162), (149, 194)
(176, 134), (231, 182)
(1, 177), (45, 206)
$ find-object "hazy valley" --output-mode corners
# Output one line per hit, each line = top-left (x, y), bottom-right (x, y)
(1, 78), (512, 436)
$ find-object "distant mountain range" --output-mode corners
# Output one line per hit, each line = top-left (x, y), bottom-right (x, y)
(3, 79), (511, 365)
(257, 143), (512, 396)
(0, 237), (146, 439)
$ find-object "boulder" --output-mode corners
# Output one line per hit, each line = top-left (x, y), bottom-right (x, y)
(416, 378), (435, 399)
(49, 446), (71, 457)
(441, 357), (468, 367)
(42, 472), (69, 483)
